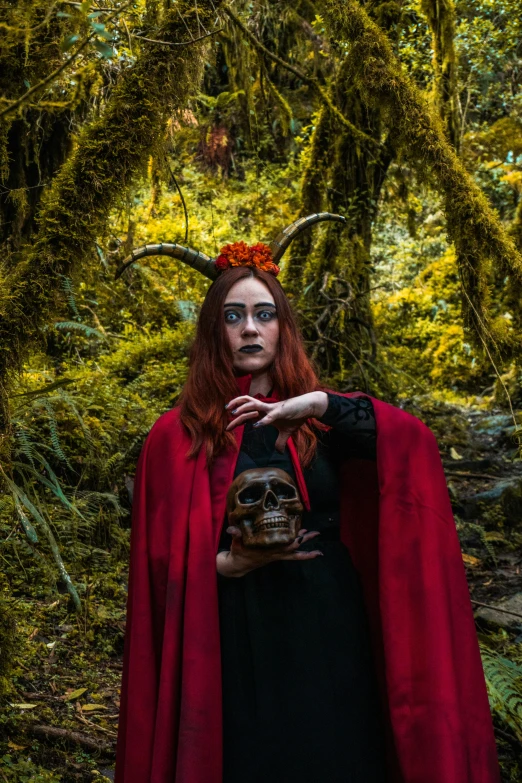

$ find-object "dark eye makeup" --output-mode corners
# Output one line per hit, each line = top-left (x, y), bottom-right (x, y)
(224, 309), (277, 323)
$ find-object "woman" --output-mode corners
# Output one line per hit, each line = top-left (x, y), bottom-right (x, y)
(115, 216), (501, 783)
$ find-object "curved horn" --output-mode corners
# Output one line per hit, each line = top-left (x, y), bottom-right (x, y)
(114, 243), (217, 281)
(269, 212), (346, 264)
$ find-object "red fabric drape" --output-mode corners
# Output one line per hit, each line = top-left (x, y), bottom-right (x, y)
(115, 376), (501, 783)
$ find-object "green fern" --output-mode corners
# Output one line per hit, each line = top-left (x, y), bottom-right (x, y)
(74, 490), (125, 516)
(40, 398), (75, 471)
(55, 389), (95, 451)
(101, 451), (123, 481)
(54, 321), (106, 340)
(60, 275), (81, 319)
(480, 643), (522, 741)
(13, 423), (36, 467)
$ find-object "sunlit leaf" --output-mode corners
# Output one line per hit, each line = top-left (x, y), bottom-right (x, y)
(10, 703), (38, 710)
(8, 741), (27, 750)
(94, 40), (114, 58)
(61, 34), (80, 52)
(64, 687), (87, 702)
(97, 29), (117, 41)
(462, 553), (481, 566)
(82, 703), (108, 711)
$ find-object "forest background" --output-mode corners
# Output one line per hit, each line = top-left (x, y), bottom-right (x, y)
(1, 0), (522, 780)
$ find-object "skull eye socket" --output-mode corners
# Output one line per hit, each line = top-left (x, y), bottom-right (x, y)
(238, 484), (265, 505)
(237, 480), (298, 505)
(271, 481), (297, 500)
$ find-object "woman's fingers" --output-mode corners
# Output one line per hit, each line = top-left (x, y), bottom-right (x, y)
(225, 397), (273, 431)
(279, 550), (324, 561)
(290, 531), (320, 548)
(225, 395), (255, 409)
(225, 396), (269, 414)
(225, 410), (260, 431)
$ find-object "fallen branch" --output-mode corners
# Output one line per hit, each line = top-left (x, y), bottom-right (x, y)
(30, 724), (114, 753)
(471, 599), (522, 621)
(445, 470), (502, 480)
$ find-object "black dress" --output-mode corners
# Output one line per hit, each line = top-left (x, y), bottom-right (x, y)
(217, 393), (388, 783)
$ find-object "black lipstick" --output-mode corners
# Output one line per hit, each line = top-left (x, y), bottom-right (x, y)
(239, 345), (263, 353)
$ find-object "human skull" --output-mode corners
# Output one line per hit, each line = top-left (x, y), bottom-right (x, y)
(226, 467), (303, 548)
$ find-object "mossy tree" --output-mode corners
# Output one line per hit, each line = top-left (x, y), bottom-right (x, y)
(283, 3), (402, 388)
(0, 0), (219, 435)
(321, 0), (522, 373)
(420, 0), (459, 149)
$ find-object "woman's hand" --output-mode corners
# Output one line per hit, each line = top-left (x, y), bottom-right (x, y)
(216, 527), (323, 578)
(225, 391), (328, 452)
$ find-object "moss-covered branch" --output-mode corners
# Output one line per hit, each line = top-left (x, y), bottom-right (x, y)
(0, 0), (217, 424)
(323, 0), (522, 358)
(420, 0), (459, 149)
(283, 107), (334, 290)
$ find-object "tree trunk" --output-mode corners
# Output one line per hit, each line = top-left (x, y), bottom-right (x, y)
(420, 0), (460, 150)
(0, 0), (218, 434)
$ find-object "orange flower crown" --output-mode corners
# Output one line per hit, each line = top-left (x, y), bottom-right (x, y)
(215, 241), (280, 276)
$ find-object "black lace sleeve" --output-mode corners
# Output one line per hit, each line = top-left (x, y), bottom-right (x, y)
(317, 393), (377, 461)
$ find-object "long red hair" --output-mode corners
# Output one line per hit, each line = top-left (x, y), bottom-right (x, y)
(178, 266), (326, 467)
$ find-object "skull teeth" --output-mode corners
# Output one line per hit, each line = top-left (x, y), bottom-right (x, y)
(253, 516), (289, 531)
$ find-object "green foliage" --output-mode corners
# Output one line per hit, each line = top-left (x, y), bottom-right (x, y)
(0, 0), (217, 413)
(323, 0), (522, 361)
(0, 755), (61, 782)
(481, 644), (522, 742)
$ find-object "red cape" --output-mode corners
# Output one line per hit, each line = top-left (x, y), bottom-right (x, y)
(115, 375), (501, 783)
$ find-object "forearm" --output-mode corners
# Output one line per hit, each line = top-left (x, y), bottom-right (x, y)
(310, 390), (328, 418)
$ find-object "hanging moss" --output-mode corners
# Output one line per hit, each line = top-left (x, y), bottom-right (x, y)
(0, 0), (216, 426)
(420, 0), (459, 149)
(0, 2), (76, 257)
(323, 0), (522, 361)
(283, 107), (335, 291)
(261, 63), (293, 137)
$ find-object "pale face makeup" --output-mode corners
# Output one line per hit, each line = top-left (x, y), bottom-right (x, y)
(224, 277), (279, 379)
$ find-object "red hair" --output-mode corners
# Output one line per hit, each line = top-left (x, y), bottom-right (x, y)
(178, 266), (326, 467)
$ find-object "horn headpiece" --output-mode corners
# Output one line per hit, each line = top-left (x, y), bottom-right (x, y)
(114, 212), (346, 281)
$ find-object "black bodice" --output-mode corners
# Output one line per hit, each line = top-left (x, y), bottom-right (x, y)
(217, 392), (387, 783)
(218, 392), (377, 550)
